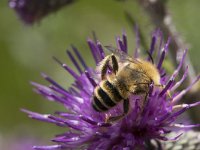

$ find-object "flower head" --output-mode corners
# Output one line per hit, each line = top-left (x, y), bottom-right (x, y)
(9, 0), (75, 24)
(23, 30), (200, 149)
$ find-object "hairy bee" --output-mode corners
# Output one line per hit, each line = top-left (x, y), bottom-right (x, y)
(92, 47), (162, 122)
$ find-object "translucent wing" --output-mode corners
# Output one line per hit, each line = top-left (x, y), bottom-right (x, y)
(125, 64), (151, 82)
(104, 46), (141, 64)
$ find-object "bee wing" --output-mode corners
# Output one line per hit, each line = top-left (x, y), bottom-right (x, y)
(104, 45), (141, 64)
(125, 64), (151, 82)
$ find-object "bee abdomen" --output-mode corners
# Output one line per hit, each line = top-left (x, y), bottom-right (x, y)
(103, 80), (123, 102)
(93, 86), (117, 112)
(92, 96), (108, 112)
(92, 80), (123, 112)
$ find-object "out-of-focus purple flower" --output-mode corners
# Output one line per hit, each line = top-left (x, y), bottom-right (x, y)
(9, 0), (75, 24)
(23, 30), (200, 149)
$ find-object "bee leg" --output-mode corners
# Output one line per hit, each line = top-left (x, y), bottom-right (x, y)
(144, 92), (148, 102)
(111, 54), (118, 74)
(101, 54), (119, 79)
(123, 98), (130, 116)
(106, 99), (129, 123)
(105, 113), (111, 122)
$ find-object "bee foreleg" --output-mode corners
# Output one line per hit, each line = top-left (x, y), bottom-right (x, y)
(123, 98), (130, 114)
(106, 99), (129, 123)
(101, 54), (119, 79)
(144, 92), (148, 102)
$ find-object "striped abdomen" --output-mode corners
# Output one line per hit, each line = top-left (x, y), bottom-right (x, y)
(92, 80), (123, 112)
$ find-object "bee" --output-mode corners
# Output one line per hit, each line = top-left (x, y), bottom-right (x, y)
(92, 47), (162, 123)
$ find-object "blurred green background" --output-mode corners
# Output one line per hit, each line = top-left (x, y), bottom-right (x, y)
(0, 0), (200, 147)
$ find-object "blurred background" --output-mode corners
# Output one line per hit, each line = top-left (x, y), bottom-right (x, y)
(0, 0), (200, 149)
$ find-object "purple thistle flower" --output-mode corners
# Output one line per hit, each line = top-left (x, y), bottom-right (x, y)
(23, 30), (200, 149)
(9, 0), (75, 24)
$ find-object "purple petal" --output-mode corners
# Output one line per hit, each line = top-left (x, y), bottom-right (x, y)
(97, 41), (105, 59)
(71, 45), (88, 69)
(87, 39), (101, 64)
(157, 38), (170, 70)
(147, 34), (156, 62)
(53, 57), (80, 80)
(171, 66), (188, 91)
(33, 145), (62, 150)
(66, 50), (83, 74)
(172, 75), (200, 103)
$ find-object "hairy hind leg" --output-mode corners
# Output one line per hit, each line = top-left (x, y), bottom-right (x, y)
(100, 54), (119, 80)
(105, 99), (129, 123)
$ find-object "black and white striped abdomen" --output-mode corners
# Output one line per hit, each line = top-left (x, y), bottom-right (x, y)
(92, 80), (123, 112)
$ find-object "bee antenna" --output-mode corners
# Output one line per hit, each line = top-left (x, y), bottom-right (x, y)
(161, 72), (166, 78)
(146, 50), (154, 64)
(104, 45), (127, 59)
